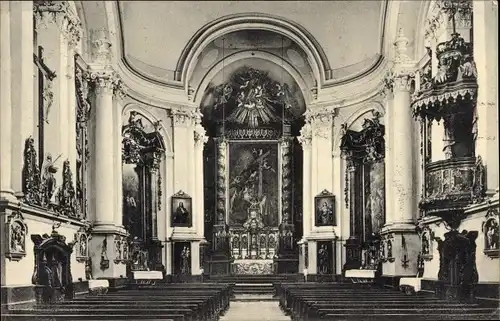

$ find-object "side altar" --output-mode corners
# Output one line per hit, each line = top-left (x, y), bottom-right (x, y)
(201, 66), (305, 275)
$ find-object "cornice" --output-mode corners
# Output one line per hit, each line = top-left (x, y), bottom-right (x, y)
(117, 60), (194, 110)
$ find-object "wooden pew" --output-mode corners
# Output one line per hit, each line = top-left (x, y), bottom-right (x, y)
(276, 283), (500, 321)
(2, 282), (231, 321)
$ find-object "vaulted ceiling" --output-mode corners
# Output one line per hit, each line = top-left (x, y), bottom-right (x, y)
(117, 1), (387, 87)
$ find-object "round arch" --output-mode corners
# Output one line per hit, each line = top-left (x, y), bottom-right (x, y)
(179, 13), (331, 89)
(194, 50), (312, 106)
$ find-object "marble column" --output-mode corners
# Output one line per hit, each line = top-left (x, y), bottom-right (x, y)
(381, 29), (419, 277)
(473, 0), (499, 194)
(0, 1), (15, 200)
(113, 95), (125, 228)
(91, 71), (119, 227)
(390, 30), (416, 227)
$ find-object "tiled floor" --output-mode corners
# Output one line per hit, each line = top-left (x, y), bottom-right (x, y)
(220, 300), (291, 321)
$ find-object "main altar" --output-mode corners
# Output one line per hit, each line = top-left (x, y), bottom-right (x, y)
(201, 65), (305, 275)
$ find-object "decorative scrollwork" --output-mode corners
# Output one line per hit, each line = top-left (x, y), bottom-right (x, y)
(22, 136), (42, 205)
(340, 116), (385, 164)
(56, 160), (79, 217)
(122, 111), (165, 168)
(5, 211), (28, 261)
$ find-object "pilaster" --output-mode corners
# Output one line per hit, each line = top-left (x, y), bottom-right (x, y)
(473, 0), (499, 195)
(0, 1), (15, 200)
(298, 123), (312, 239)
(10, 1), (35, 197)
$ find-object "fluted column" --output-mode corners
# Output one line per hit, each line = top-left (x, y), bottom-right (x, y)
(90, 71), (120, 226)
(0, 1), (15, 200)
(473, 0), (499, 194)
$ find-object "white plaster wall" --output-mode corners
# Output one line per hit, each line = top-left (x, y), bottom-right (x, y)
(4, 215), (86, 286)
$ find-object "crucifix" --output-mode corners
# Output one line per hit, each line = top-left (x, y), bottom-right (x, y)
(33, 45), (57, 170)
(251, 148), (271, 199)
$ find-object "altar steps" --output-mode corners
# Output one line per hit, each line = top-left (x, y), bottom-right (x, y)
(233, 283), (275, 296)
(207, 274), (301, 284)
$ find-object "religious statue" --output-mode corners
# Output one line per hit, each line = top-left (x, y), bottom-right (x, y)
(79, 235), (87, 257)
(318, 244), (329, 275)
(486, 220), (499, 250)
(85, 257), (93, 280)
(115, 237), (122, 261)
(127, 111), (144, 129)
(387, 240), (393, 258)
(10, 223), (25, 253)
(180, 246), (190, 275)
(422, 233), (430, 255)
(173, 201), (190, 225)
(41, 154), (59, 205)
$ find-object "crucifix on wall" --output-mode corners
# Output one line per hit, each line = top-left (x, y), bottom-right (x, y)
(33, 45), (57, 170)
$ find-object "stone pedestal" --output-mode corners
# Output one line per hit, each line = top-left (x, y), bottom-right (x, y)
(89, 228), (127, 280)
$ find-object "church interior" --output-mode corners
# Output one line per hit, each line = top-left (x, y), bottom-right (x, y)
(1, 1), (499, 320)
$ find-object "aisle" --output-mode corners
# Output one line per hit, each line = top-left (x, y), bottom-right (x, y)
(220, 300), (291, 321)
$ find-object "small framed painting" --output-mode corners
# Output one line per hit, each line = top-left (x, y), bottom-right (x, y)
(171, 190), (192, 227)
(315, 190), (336, 227)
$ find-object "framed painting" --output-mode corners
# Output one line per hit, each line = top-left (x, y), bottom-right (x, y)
(171, 190), (192, 227)
(315, 189), (336, 227)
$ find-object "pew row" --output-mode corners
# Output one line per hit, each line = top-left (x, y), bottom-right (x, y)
(2, 283), (231, 321)
(275, 283), (500, 321)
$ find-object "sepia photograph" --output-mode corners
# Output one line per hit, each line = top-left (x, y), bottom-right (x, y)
(0, 0), (498, 320)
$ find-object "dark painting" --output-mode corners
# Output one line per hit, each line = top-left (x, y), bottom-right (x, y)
(315, 190), (336, 226)
(171, 191), (192, 227)
(123, 163), (141, 238)
(317, 241), (333, 275)
(228, 142), (279, 227)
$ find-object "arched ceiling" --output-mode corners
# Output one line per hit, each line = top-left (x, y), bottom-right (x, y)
(117, 1), (387, 87)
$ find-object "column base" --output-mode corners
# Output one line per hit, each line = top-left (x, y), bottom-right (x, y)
(89, 231), (127, 280)
(381, 226), (419, 277)
(0, 190), (18, 203)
